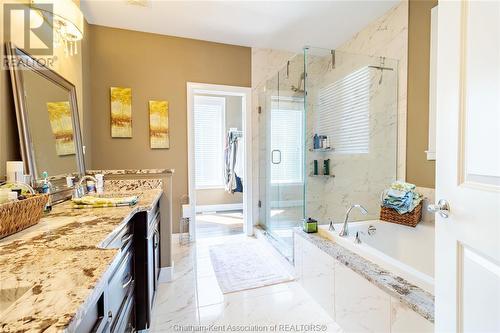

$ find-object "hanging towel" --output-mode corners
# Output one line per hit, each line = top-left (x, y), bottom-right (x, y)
(224, 131), (240, 193)
(234, 174), (243, 193)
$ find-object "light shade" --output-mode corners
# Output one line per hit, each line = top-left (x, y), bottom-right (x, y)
(31, 0), (84, 42)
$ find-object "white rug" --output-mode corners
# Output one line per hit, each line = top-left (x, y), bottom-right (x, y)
(209, 240), (293, 294)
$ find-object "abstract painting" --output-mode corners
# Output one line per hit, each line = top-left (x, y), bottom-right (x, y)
(46, 101), (75, 156)
(149, 100), (169, 149)
(110, 87), (132, 137)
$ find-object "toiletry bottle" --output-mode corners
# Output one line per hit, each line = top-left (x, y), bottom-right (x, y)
(87, 181), (96, 193)
(313, 160), (319, 175)
(66, 175), (74, 187)
(313, 134), (319, 149)
(95, 174), (104, 194)
(41, 171), (52, 212)
(323, 159), (330, 176)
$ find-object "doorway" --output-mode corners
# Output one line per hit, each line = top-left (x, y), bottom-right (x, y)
(187, 83), (253, 241)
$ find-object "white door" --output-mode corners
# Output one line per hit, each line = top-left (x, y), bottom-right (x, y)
(435, 1), (500, 332)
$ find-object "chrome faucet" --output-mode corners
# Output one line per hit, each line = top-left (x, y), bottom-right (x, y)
(339, 204), (368, 237)
(73, 175), (97, 199)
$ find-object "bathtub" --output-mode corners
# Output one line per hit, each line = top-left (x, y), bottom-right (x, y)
(318, 219), (435, 294)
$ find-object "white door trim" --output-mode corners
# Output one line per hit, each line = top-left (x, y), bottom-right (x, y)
(187, 82), (253, 241)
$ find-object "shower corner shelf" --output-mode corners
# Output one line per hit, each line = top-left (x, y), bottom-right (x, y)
(309, 174), (335, 178)
(309, 147), (334, 152)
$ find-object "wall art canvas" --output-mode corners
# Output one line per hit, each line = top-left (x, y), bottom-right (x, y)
(110, 87), (132, 137)
(149, 100), (169, 149)
(46, 101), (75, 156)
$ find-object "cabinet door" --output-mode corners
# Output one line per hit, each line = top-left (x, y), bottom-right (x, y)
(147, 231), (155, 312)
(153, 226), (160, 287)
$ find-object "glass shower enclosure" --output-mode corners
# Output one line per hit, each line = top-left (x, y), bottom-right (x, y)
(258, 47), (399, 260)
(258, 54), (306, 259)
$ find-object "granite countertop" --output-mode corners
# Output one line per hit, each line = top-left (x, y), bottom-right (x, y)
(0, 189), (163, 333)
(294, 228), (435, 323)
(87, 169), (175, 176)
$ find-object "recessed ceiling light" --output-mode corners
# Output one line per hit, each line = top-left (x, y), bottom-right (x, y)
(126, 0), (150, 7)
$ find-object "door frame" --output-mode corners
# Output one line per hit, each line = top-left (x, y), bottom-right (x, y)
(187, 82), (253, 241)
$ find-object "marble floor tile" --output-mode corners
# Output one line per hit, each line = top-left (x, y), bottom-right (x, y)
(152, 234), (341, 332)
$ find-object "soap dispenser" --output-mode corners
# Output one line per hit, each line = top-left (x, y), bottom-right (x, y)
(41, 171), (52, 213)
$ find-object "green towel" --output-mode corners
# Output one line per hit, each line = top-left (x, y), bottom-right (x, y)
(72, 195), (138, 208)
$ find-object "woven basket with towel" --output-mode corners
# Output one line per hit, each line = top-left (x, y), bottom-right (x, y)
(0, 194), (48, 239)
(380, 181), (422, 227)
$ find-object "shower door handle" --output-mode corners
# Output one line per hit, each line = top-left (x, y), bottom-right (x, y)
(271, 150), (282, 164)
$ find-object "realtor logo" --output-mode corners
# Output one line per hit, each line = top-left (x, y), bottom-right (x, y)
(4, 3), (53, 55)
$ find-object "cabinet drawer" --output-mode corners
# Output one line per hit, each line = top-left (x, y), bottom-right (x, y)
(147, 202), (160, 224)
(112, 292), (134, 333)
(108, 249), (133, 326)
(106, 224), (133, 249)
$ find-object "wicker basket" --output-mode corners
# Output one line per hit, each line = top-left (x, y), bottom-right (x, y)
(0, 194), (48, 239)
(380, 201), (423, 227)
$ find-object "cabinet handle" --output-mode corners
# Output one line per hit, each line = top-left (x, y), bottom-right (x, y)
(122, 274), (133, 289)
(121, 234), (133, 244)
(107, 310), (113, 321)
(153, 229), (159, 249)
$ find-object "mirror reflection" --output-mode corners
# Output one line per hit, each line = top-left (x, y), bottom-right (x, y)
(21, 68), (78, 178)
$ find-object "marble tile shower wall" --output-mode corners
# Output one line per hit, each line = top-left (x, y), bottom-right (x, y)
(305, 52), (398, 223)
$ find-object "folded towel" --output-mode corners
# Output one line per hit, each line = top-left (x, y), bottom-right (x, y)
(72, 195), (138, 209)
(382, 182), (421, 214)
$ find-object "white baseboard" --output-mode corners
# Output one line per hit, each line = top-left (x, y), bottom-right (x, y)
(182, 203), (243, 216)
(158, 266), (174, 283)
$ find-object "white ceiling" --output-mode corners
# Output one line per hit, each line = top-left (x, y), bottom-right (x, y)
(81, 0), (398, 52)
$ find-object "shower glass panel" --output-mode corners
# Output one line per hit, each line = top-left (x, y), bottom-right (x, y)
(304, 47), (398, 225)
(258, 54), (306, 259)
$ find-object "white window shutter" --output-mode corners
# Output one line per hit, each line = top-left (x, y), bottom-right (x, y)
(194, 96), (225, 188)
(316, 67), (371, 154)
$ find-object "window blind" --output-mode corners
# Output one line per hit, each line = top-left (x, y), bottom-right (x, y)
(316, 67), (372, 154)
(194, 95), (225, 188)
(271, 96), (304, 184)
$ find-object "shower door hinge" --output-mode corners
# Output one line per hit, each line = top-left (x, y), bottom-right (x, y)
(258, 200), (262, 208)
(258, 106), (262, 114)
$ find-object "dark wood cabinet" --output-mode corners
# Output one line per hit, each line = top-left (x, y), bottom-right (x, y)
(74, 201), (161, 333)
(134, 203), (161, 331)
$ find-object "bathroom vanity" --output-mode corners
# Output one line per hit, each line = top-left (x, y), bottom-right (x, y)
(0, 187), (163, 332)
(1, 43), (175, 332)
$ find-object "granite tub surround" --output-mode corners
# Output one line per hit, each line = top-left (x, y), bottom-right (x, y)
(293, 228), (434, 323)
(0, 189), (162, 332)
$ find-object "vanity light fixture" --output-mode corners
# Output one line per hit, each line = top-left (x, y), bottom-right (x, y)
(30, 0), (84, 56)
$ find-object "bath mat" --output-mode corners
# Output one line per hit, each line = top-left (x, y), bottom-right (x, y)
(209, 240), (293, 294)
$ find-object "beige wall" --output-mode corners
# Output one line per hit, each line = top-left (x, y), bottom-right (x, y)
(406, 0), (437, 188)
(0, 0), (86, 179)
(196, 94), (243, 206)
(87, 25), (251, 232)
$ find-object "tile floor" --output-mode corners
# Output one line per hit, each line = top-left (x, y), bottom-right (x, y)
(150, 234), (342, 333)
(195, 211), (244, 239)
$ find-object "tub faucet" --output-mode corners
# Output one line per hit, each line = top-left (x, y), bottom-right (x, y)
(339, 204), (368, 237)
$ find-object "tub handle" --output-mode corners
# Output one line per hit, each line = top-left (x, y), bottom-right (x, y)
(367, 225), (376, 236)
(354, 232), (361, 244)
(329, 220), (335, 231)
